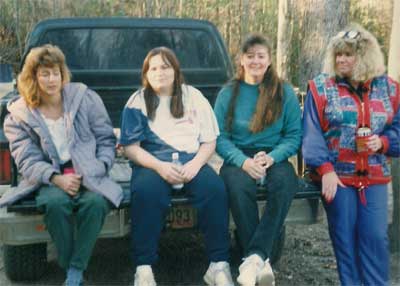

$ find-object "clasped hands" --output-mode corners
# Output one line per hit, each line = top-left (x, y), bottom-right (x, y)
(242, 151), (274, 180)
(51, 174), (82, 196)
(157, 160), (202, 185)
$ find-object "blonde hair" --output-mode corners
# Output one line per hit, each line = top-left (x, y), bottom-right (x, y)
(18, 44), (71, 108)
(323, 23), (385, 82)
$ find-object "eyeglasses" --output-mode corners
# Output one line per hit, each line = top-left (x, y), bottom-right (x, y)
(337, 30), (361, 40)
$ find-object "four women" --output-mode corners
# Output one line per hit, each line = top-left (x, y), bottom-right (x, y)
(303, 24), (400, 285)
(2, 23), (398, 286)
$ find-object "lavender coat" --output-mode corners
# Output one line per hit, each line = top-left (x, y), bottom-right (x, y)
(1, 83), (123, 207)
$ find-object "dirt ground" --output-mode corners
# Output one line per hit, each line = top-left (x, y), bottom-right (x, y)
(1, 216), (400, 285)
(152, 218), (342, 286)
(152, 217), (399, 286)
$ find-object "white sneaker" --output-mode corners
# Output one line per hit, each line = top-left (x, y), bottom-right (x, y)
(236, 254), (264, 286)
(257, 259), (275, 286)
(134, 265), (156, 286)
(203, 261), (234, 286)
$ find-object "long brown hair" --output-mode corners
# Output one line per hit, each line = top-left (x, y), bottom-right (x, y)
(18, 44), (71, 108)
(141, 47), (185, 120)
(226, 34), (283, 133)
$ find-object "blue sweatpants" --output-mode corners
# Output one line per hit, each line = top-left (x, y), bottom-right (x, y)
(324, 184), (389, 286)
(130, 164), (230, 265)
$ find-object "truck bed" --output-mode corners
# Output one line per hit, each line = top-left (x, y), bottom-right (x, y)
(6, 156), (321, 213)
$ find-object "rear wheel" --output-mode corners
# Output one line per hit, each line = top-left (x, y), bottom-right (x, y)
(3, 243), (47, 281)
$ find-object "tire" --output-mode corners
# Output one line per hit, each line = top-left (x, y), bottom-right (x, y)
(3, 243), (47, 281)
(233, 224), (286, 265)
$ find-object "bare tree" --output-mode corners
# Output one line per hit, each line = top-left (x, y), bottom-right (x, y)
(388, 1), (400, 82)
(388, 0), (400, 253)
(241, 0), (249, 38)
(276, 0), (293, 80)
(296, 0), (350, 90)
(13, 0), (23, 58)
(145, 0), (153, 17)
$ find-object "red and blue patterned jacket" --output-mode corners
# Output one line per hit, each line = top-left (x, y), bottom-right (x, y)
(302, 73), (400, 189)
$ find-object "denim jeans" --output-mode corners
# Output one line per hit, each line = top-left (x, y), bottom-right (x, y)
(220, 160), (297, 259)
(130, 164), (230, 265)
(324, 184), (389, 286)
(36, 186), (110, 270)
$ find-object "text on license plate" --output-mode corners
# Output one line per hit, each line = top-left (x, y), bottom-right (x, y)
(166, 205), (197, 229)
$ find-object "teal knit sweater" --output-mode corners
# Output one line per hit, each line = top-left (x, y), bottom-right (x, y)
(214, 81), (302, 167)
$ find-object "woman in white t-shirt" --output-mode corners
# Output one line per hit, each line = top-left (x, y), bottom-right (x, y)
(120, 47), (233, 286)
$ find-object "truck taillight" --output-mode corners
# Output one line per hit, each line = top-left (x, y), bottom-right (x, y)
(0, 145), (12, 184)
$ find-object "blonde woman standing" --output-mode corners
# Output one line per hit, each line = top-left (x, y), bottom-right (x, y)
(303, 25), (400, 285)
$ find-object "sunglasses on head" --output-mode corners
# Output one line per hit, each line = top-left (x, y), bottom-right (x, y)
(337, 30), (361, 40)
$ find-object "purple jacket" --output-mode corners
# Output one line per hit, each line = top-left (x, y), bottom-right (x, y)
(1, 83), (123, 207)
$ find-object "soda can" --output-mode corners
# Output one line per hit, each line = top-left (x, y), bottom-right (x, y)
(355, 127), (372, 153)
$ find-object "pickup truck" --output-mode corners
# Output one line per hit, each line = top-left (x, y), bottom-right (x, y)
(0, 17), (322, 282)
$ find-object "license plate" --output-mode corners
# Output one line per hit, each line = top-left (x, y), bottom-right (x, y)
(166, 205), (196, 229)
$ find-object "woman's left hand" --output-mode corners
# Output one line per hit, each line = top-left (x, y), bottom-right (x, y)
(367, 135), (383, 153)
(181, 160), (202, 183)
(321, 171), (345, 203)
(254, 151), (274, 169)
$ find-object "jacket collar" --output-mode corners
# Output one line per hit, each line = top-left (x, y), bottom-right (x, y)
(6, 83), (89, 163)
(7, 96), (60, 162)
(335, 76), (373, 98)
(62, 82), (87, 121)
(7, 82), (88, 125)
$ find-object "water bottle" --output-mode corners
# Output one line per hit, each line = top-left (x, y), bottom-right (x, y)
(171, 152), (184, 190)
(254, 152), (266, 187)
(256, 175), (266, 187)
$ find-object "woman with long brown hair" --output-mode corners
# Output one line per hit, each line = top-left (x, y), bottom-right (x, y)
(214, 34), (302, 286)
(120, 47), (233, 286)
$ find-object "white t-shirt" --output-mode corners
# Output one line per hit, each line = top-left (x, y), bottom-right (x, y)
(40, 114), (71, 164)
(120, 84), (219, 162)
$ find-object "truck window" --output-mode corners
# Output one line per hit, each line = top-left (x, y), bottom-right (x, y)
(39, 28), (224, 70)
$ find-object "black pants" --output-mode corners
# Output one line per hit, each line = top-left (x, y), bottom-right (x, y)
(220, 160), (297, 259)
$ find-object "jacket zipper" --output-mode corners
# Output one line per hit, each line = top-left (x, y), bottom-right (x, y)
(361, 102), (365, 127)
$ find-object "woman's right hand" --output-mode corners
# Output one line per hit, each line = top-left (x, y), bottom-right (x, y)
(51, 174), (82, 196)
(321, 171), (345, 203)
(156, 162), (185, 185)
(242, 158), (266, 180)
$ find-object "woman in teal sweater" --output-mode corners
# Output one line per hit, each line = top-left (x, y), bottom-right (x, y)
(214, 34), (302, 286)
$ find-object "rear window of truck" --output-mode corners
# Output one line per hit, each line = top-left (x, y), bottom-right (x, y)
(39, 28), (223, 70)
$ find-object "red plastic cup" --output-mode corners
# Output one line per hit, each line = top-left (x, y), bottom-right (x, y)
(63, 167), (75, 175)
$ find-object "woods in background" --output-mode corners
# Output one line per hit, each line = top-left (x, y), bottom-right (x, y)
(0, 0), (394, 88)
